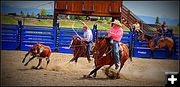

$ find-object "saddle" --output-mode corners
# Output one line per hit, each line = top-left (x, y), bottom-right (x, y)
(105, 37), (123, 58)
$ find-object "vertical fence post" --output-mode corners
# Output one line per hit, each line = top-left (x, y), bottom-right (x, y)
(93, 23), (98, 42)
(17, 20), (22, 50)
(55, 22), (60, 52)
(129, 31), (133, 60)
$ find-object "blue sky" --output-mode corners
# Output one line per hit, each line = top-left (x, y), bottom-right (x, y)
(1, 1), (179, 25)
(124, 1), (179, 19)
(1, 1), (54, 10)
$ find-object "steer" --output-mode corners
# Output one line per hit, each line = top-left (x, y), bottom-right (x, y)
(22, 42), (51, 69)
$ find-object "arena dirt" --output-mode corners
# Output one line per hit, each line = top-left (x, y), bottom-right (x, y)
(1, 50), (179, 86)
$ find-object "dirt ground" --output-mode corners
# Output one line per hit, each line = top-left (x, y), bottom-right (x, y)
(1, 50), (179, 86)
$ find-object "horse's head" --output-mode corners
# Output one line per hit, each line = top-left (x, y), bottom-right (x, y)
(93, 36), (108, 54)
(138, 33), (145, 41)
(138, 33), (154, 41)
(69, 36), (82, 49)
(31, 42), (42, 54)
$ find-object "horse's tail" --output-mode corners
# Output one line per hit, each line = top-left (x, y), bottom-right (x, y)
(173, 39), (176, 54)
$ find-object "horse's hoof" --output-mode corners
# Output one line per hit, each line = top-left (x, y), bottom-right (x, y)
(88, 59), (91, 63)
(93, 75), (96, 78)
(83, 75), (92, 78)
(24, 64), (28, 66)
(35, 67), (40, 70)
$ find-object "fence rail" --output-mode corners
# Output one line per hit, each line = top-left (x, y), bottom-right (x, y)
(0, 24), (179, 59)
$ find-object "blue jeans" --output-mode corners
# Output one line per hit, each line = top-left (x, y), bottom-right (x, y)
(87, 42), (92, 56)
(82, 40), (92, 56)
(113, 40), (120, 63)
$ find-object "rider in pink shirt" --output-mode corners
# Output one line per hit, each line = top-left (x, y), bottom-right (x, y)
(107, 20), (123, 69)
(108, 24), (123, 42)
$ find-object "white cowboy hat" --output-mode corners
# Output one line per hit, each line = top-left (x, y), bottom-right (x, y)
(112, 20), (122, 27)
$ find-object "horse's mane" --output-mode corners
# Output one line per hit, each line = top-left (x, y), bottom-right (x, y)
(144, 34), (153, 40)
(98, 36), (111, 43)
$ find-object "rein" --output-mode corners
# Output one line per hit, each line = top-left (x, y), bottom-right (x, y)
(94, 44), (113, 62)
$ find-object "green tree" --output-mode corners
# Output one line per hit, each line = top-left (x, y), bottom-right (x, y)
(70, 15), (75, 20)
(105, 17), (111, 21)
(31, 12), (35, 17)
(79, 16), (86, 20)
(100, 17), (104, 20)
(20, 11), (24, 16)
(40, 9), (47, 16)
(155, 17), (160, 25)
(26, 12), (30, 17)
(74, 15), (80, 19)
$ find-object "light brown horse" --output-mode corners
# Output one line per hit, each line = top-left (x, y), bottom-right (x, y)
(138, 33), (175, 57)
(158, 37), (175, 56)
(22, 42), (51, 69)
(138, 33), (157, 51)
(69, 37), (92, 63)
(84, 36), (130, 78)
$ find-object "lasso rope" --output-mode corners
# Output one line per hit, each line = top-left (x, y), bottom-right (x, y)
(71, 21), (82, 39)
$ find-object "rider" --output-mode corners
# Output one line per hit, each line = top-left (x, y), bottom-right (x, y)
(161, 21), (169, 36)
(107, 20), (123, 69)
(79, 20), (93, 57)
(132, 20), (141, 35)
(155, 24), (163, 48)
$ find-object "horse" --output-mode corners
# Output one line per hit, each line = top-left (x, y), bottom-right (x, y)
(68, 36), (92, 63)
(138, 33), (175, 57)
(84, 36), (130, 78)
(158, 37), (175, 56)
(22, 42), (51, 69)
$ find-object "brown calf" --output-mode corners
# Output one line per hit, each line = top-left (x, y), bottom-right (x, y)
(22, 42), (51, 69)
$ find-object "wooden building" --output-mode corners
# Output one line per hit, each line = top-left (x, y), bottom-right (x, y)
(53, 1), (143, 28)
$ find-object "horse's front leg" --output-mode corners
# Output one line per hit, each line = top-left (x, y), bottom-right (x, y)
(69, 52), (82, 63)
(93, 64), (113, 78)
(24, 56), (36, 66)
(22, 51), (30, 63)
(86, 66), (102, 78)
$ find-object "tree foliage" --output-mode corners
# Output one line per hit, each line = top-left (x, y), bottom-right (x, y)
(105, 17), (111, 21)
(20, 11), (24, 16)
(31, 12), (35, 17)
(155, 17), (160, 25)
(40, 9), (47, 16)
(79, 16), (86, 20)
(26, 12), (30, 17)
(70, 15), (75, 20)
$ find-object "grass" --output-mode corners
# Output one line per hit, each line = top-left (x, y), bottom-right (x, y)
(1, 15), (113, 30)
(1, 15), (178, 32)
(1, 15), (19, 24)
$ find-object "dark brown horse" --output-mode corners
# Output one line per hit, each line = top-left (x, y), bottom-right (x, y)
(84, 37), (130, 78)
(69, 37), (92, 63)
(138, 33), (175, 57)
(22, 42), (51, 69)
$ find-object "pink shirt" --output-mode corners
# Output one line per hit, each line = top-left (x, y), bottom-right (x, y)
(108, 26), (123, 42)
